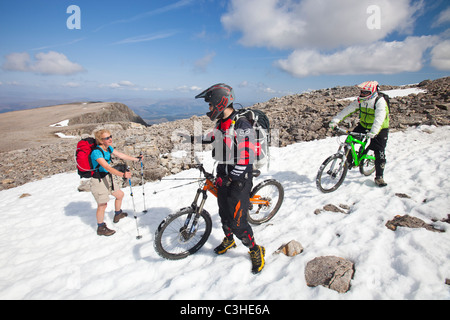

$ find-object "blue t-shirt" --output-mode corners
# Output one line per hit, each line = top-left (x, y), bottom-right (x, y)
(90, 146), (114, 173)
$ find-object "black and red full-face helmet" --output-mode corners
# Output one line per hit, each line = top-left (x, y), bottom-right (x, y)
(195, 83), (235, 120)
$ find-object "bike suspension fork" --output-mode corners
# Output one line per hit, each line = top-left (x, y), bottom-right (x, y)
(184, 189), (208, 235)
(328, 145), (345, 175)
(190, 190), (208, 233)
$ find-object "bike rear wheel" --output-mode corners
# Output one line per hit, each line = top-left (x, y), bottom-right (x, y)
(316, 154), (348, 193)
(154, 207), (212, 260)
(359, 150), (376, 176)
(248, 179), (284, 225)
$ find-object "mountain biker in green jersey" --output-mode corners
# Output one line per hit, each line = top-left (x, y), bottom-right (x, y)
(329, 81), (389, 187)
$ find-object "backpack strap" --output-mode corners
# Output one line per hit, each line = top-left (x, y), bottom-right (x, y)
(92, 146), (114, 178)
(227, 110), (250, 140)
(374, 92), (390, 113)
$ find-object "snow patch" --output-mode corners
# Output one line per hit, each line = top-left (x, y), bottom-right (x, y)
(338, 87), (427, 102)
(50, 119), (70, 127)
(54, 132), (77, 139)
(0, 126), (449, 299)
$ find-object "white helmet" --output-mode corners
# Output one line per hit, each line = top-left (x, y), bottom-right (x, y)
(357, 81), (379, 102)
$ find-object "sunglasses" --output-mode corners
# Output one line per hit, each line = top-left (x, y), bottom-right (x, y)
(101, 135), (112, 141)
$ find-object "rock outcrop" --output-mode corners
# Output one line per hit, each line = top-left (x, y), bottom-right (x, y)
(0, 77), (449, 190)
(305, 256), (355, 293)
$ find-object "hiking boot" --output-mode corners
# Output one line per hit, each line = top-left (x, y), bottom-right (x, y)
(97, 223), (116, 236)
(113, 210), (128, 223)
(214, 237), (237, 255)
(375, 177), (387, 187)
(249, 245), (265, 274)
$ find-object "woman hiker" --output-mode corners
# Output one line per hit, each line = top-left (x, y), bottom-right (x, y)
(90, 129), (142, 236)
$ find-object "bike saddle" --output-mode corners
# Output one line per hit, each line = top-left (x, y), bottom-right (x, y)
(252, 170), (261, 178)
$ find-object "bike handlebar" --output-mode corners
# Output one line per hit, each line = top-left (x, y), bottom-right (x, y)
(193, 156), (215, 180)
(194, 163), (215, 180)
(335, 126), (369, 139)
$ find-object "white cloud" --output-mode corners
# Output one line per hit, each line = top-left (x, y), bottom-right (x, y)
(2, 51), (85, 75)
(175, 85), (202, 92)
(2, 52), (30, 72)
(432, 6), (450, 27)
(32, 52), (85, 75)
(236, 81), (287, 96)
(239, 81), (249, 88)
(221, 0), (442, 77)
(102, 81), (136, 89)
(276, 36), (438, 77)
(95, 0), (194, 32)
(114, 31), (177, 45)
(262, 86), (276, 94)
(222, 0), (422, 50)
(99, 81), (167, 92)
(430, 40), (450, 71)
(142, 87), (163, 92)
(194, 52), (216, 72)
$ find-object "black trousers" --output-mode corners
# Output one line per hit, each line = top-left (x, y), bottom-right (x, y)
(217, 166), (254, 247)
(353, 124), (389, 178)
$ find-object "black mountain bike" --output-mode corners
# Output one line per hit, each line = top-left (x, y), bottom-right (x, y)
(154, 164), (284, 260)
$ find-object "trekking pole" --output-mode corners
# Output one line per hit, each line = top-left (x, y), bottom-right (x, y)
(127, 166), (142, 240)
(139, 153), (148, 213)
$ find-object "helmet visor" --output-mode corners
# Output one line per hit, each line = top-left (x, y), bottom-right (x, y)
(360, 90), (372, 98)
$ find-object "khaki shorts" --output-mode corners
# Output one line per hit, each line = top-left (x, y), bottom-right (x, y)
(90, 174), (122, 204)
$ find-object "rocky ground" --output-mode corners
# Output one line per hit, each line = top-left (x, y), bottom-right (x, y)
(0, 77), (448, 191)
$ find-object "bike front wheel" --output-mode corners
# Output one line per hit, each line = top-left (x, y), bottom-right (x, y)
(316, 154), (348, 193)
(154, 207), (212, 260)
(248, 179), (284, 225)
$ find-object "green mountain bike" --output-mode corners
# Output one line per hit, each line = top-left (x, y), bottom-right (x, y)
(316, 127), (376, 193)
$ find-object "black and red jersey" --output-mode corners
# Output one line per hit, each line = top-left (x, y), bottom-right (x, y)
(203, 110), (257, 180)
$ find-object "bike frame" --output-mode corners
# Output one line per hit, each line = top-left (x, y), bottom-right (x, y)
(180, 172), (270, 241)
(336, 127), (375, 167)
(191, 166), (271, 213)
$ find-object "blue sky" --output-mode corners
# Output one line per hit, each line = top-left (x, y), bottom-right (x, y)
(0, 0), (449, 109)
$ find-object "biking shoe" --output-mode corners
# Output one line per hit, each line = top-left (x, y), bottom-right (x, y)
(113, 210), (128, 223)
(249, 245), (266, 274)
(375, 176), (388, 187)
(214, 237), (236, 255)
(97, 223), (116, 236)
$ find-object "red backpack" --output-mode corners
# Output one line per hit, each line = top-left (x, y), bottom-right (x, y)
(76, 137), (97, 178)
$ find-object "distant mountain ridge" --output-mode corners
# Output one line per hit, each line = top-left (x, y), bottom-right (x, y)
(131, 101), (208, 125)
(0, 102), (146, 153)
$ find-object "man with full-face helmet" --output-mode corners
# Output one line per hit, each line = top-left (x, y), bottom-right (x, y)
(195, 83), (265, 274)
(329, 81), (389, 187)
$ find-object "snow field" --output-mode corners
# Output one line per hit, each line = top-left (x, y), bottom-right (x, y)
(0, 125), (449, 300)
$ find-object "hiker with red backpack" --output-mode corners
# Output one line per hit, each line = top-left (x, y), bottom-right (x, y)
(88, 129), (142, 236)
